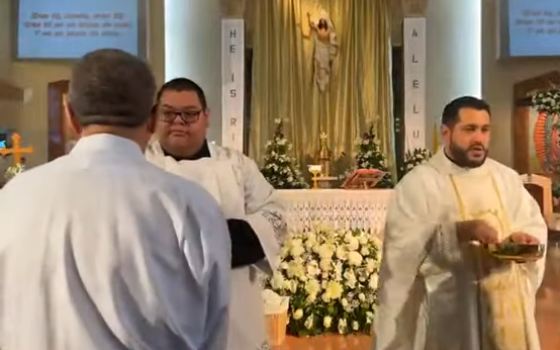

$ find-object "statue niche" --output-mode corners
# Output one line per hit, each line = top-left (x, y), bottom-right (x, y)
(512, 71), (560, 175)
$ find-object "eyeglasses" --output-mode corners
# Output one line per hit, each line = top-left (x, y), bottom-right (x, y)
(159, 109), (203, 124)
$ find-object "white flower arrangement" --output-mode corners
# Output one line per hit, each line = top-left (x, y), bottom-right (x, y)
(400, 148), (432, 179)
(346, 123), (393, 188)
(261, 118), (308, 189)
(532, 90), (560, 115)
(4, 163), (25, 181)
(265, 225), (382, 336)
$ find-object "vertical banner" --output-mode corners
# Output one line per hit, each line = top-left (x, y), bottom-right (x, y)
(221, 19), (245, 151)
(403, 17), (426, 152)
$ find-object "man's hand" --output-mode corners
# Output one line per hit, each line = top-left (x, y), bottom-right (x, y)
(456, 219), (499, 244)
(505, 232), (540, 245)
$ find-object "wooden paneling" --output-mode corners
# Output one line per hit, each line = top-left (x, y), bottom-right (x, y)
(273, 335), (372, 350)
(47, 80), (69, 161)
(0, 80), (24, 102)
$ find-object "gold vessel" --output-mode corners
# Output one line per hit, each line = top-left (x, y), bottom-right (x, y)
(316, 132), (332, 177)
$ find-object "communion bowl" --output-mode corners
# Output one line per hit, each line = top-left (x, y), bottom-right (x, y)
(484, 243), (546, 262)
(307, 164), (323, 174)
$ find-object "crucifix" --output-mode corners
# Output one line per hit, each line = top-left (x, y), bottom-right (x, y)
(0, 133), (34, 165)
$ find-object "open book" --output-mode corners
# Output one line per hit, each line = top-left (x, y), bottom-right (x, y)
(342, 168), (386, 189)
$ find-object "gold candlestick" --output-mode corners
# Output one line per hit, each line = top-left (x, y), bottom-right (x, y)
(316, 132), (332, 177)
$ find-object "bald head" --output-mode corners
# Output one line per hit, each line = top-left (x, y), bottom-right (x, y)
(68, 49), (156, 128)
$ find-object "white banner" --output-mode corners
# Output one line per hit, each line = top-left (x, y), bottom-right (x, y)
(221, 19), (245, 152)
(403, 17), (426, 151)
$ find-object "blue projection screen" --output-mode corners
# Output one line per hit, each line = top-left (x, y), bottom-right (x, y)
(16, 0), (146, 59)
(499, 0), (560, 58)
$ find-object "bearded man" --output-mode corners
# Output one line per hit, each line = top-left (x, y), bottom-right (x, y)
(374, 96), (547, 350)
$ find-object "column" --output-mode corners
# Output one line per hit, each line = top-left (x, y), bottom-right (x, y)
(164, 0), (223, 143)
(425, 0), (482, 143)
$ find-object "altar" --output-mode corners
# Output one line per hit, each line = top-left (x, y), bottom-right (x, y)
(278, 189), (393, 233)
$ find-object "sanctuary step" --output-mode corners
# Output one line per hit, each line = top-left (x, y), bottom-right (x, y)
(272, 335), (372, 350)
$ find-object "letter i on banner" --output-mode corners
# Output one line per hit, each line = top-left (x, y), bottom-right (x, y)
(403, 17), (426, 152)
(221, 19), (245, 152)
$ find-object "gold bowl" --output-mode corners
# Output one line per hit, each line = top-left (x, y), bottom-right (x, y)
(484, 243), (545, 262)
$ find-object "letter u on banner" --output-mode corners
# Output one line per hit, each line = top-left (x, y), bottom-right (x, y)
(221, 19), (245, 152)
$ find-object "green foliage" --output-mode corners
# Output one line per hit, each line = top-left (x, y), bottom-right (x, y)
(261, 119), (308, 189)
(399, 148), (432, 180)
(352, 124), (393, 188)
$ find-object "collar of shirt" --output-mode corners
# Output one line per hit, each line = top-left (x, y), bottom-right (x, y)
(162, 140), (211, 161)
(70, 134), (145, 161)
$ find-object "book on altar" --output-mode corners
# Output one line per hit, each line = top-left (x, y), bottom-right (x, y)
(342, 168), (386, 190)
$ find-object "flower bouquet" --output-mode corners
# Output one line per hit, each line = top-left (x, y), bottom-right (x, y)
(347, 123), (393, 188)
(261, 118), (308, 189)
(532, 89), (560, 115)
(265, 225), (382, 336)
(4, 163), (25, 182)
(399, 148), (432, 180)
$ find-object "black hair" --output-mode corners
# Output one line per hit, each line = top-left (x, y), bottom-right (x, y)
(68, 49), (156, 128)
(318, 18), (328, 30)
(441, 96), (491, 127)
(155, 78), (208, 110)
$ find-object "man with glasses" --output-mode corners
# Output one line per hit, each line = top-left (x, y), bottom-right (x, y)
(146, 78), (286, 350)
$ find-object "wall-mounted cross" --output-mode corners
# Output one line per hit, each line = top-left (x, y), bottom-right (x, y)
(0, 133), (34, 165)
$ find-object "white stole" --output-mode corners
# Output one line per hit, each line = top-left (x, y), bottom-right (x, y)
(447, 163), (537, 350)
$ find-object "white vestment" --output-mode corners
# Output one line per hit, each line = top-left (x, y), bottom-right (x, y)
(0, 134), (231, 350)
(146, 141), (287, 350)
(374, 150), (548, 350)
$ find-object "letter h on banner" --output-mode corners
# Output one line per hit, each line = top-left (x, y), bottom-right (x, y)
(221, 19), (245, 152)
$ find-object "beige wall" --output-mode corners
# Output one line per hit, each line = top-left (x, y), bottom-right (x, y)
(482, 0), (560, 166)
(1, 0), (165, 166)
(0, 0), (19, 131)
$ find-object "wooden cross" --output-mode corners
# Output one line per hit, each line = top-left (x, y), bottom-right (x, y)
(0, 133), (33, 165)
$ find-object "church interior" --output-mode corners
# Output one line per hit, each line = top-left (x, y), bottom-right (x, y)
(2, 0), (560, 348)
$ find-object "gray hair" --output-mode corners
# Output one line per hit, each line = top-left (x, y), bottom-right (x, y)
(68, 49), (156, 128)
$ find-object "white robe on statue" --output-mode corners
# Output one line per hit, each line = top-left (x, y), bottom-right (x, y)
(374, 150), (547, 350)
(146, 141), (287, 350)
(0, 134), (231, 350)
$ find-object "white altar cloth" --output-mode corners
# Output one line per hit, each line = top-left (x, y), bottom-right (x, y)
(278, 189), (393, 233)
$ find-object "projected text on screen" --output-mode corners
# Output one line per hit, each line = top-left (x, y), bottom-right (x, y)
(508, 0), (560, 56)
(17, 0), (139, 59)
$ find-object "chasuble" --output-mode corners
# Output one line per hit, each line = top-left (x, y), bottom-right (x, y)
(0, 135), (231, 350)
(374, 150), (547, 350)
(146, 140), (287, 350)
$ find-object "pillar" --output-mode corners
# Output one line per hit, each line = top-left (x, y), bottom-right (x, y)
(425, 0), (482, 143)
(164, 0), (223, 143)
